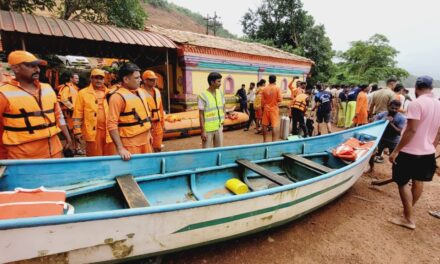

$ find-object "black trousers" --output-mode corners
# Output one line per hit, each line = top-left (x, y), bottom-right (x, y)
(246, 103), (255, 129)
(291, 108), (307, 136)
(239, 101), (248, 113)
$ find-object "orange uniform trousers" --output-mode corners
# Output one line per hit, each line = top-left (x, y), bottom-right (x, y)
(121, 131), (153, 154)
(85, 128), (116, 156)
(262, 109), (280, 127)
(151, 122), (164, 149)
(6, 135), (63, 159)
(125, 143), (153, 154)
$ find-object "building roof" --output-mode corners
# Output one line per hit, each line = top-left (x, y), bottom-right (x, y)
(0, 10), (177, 49)
(147, 25), (313, 64)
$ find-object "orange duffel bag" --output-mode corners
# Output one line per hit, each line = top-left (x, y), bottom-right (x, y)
(0, 187), (74, 220)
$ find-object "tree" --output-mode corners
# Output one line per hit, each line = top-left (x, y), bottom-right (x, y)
(107, 0), (147, 30)
(241, 0), (333, 84)
(0, 0), (147, 30)
(0, 0), (56, 13)
(59, 0), (107, 22)
(294, 22), (334, 84)
(59, 0), (147, 30)
(242, 0), (310, 48)
(331, 34), (409, 84)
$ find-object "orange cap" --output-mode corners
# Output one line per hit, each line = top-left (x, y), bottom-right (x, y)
(142, 70), (158, 80)
(91, 69), (105, 77)
(8, 50), (47, 66)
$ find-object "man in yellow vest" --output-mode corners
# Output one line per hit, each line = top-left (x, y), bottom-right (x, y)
(0, 50), (72, 159)
(142, 70), (165, 152)
(198, 72), (225, 148)
(58, 72), (83, 154)
(291, 87), (312, 137)
(108, 63), (153, 161)
(73, 69), (115, 156)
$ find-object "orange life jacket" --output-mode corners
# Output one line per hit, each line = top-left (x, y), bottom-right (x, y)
(292, 93), (308, 112)
(145, 87), (163, 122)
(0, 187), (73, 220)
(115, 87), (152, 138)
(332, 138), (375, 161)
(58, 82), (79, 110)
(0, 82), (61, 145)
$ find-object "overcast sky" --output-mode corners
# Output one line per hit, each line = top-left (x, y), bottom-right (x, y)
(168, 0), (440, 79)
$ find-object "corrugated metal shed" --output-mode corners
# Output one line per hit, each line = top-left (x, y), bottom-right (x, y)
(0, 10), (177, 49)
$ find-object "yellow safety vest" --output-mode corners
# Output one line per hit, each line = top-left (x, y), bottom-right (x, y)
(0, 83), (61, 145)
(115, 87), (152, 138)
(292, 93), (308, 112)
(254, 88), (262, 109)
(199, 89), (224, 132)
(145, 87), (163, 122)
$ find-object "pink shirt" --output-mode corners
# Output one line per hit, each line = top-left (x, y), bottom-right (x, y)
(401, 93), (440, 155)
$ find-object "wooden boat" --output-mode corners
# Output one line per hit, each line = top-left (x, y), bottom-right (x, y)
(0, 121), (387, 263)
(164, 110), (249, 139)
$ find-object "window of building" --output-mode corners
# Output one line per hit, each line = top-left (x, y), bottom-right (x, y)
(281, 78), (288, 92)
(224, 75), (235, 94)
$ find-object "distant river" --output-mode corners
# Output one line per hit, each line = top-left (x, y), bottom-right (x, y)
(405, 87), (440, 100)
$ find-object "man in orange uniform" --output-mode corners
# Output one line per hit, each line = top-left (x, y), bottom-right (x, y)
(0, 63), (10, 159)
(288, 77), (304, 101)
(142, 70), (165, 152)
(289, 80), (305, 119)
(0, 50), (72, 159)
(58, 72), (83, 154)
(108, 63), (153, 161)
(291, 88), (312, 137)
(73, 69), (115, 156)
(353, 84), (370, 126)
(261, 75), (282, 142)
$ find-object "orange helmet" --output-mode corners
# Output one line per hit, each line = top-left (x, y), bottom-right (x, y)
(142, 70), (158, 80)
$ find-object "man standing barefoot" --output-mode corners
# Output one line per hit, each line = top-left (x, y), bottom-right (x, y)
(389, 76), (440, 229)
(261, 75), (282, 142)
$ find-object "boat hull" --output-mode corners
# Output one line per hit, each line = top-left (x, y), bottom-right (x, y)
(0, 156), (368, 263)
(0, 121), (388, 263)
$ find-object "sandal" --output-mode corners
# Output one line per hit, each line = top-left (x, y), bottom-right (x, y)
(428, 210), (440, 219)
(75, 149), (85, 155)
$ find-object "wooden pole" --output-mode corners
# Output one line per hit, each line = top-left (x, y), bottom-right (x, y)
(20, 36), (26, 50)
(166, 49), (171, 114)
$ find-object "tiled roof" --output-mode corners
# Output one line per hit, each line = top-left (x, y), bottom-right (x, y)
(147, 25), (313, 64)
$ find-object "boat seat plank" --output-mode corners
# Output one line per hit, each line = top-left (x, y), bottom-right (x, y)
(116, 175), (150, 208)
(283, 153), (333, 174)
(236, 159), (292, 186)
(0, 166), (5, 179)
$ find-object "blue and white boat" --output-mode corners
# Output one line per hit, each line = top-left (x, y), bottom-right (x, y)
(0, 121), (387, 263)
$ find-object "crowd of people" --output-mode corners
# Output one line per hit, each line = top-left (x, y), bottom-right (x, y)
(222, 75), (440, 227)
(231, 76), (421, 140)
(0, 50), (165, 161)
(0, 50), (438, 226)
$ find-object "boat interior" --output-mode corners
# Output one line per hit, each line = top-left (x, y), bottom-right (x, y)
(66, 141), (366, 214)
(0, 130), (379, 218)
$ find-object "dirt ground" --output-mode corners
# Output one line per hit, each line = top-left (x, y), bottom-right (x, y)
(156, 124), (440, 264)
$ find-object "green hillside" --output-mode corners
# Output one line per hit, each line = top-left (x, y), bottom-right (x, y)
(144, 0), (236, 38)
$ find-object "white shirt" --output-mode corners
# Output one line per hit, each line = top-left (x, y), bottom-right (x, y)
(247, 89), (256, 103)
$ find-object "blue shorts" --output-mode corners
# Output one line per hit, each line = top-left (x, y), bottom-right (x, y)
(316, 112), (331, 123)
